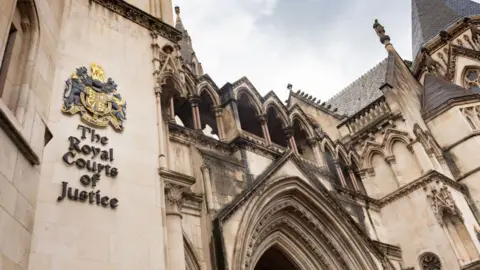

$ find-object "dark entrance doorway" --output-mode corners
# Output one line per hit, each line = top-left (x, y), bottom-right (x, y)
(254, 246), (298, 270)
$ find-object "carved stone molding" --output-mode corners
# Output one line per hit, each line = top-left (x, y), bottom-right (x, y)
(90, 0), (182, 43)
(165, 182), (190, 214)
(378, 170), (464, 207)
(159, 168), (196, 215)
(424, 183), (463, 226)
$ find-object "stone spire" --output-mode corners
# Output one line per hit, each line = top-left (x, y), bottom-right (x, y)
(175, 6), (195, 65)
(412, 0), (480, 58)
(373, 19), (395, 52)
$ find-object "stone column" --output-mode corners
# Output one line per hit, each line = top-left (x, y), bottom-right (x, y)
(348, 168), (361, 192)
(333, 160), (347, 188)
(410, 142), (435, 173)
(385, 155), (404, 187)
(437, 156), (455, 179)
(307, 137), (326, 167)
(258, 114), (271, 145)
(189, 96), (201, 130)
(165, 183), (189, 270)
(155, 87), (167, 169)
(284, 127), (298, 154)
(201, 166), (214, 212)
(213, 107), (226, 141)
(169, 97), (175, 123)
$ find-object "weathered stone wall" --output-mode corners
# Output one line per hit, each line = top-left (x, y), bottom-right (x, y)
(0, 0), (62, 269)
(29, 0), (170, 269)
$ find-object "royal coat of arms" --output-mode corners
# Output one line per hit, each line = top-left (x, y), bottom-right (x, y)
(62, 63), (127, 131)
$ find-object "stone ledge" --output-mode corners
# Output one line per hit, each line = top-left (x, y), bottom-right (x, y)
(0, 100), (40, 165)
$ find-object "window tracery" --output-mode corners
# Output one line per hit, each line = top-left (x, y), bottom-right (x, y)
(419, 252), (441, 270)
(463, 68), (480, 92)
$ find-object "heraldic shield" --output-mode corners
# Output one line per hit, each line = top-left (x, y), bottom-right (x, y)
(61, 63), (127, 131)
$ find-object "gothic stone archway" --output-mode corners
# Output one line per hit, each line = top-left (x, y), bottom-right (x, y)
(223, 176), (389, 270)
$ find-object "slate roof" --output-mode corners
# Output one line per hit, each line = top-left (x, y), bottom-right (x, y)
(326, 58), (388, 117)
(422, 74), (479, 118)
(412, 0), (480, 58)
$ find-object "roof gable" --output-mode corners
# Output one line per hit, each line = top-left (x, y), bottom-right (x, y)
(422, 73), (479, 119)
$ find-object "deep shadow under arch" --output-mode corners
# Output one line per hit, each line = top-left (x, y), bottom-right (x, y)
(254, 246), (298, 270)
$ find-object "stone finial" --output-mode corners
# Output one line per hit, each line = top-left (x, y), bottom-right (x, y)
(287, 83), (293, 90)
(373, 19), (394, 52)
(175, 6), (181, 15)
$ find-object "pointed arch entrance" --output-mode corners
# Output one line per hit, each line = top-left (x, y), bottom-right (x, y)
(225, 176), (390, 270)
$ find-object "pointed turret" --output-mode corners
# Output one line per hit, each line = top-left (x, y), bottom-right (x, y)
(412, 0), (480, 58)
(175, 6), (202, 75)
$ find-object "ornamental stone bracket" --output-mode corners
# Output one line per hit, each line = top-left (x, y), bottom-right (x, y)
(424, 181), (463, 226)
(159, 168), (196, 216)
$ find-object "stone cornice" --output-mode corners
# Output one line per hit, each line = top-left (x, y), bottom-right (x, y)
(159, 168), (195, 187)
(372, 240), (402, 260)
(378, 170), (464, 207)
(89, 0), (182, 43)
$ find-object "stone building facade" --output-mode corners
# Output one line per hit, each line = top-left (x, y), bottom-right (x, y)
(3, 0), (480, 269)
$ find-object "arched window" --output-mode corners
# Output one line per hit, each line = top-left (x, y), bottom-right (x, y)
(237, 91), (264, 138)
(324, 147), (341, 186)
(292, 118), (315, 162)
(338, 154), (354, 190)
(199, 90), (219, 139)
(419, 252), (441, 270)
(266, 106), (288, 147)
(463, 67), (480, 93)
(171, 94), (195, 129)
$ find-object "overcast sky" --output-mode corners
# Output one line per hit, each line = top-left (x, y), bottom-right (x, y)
(171, 0), (413, 102)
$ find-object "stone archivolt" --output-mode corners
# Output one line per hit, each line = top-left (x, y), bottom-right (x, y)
(230, 176), (388, 270)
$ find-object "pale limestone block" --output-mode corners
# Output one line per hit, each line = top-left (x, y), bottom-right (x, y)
(77, 229), (110, 262)
(27, 113), (46, 158)
(30, 222), (57, 255)
(27, 253), (52, 270)
(110, 233), (150, 265)
(128, 183), (156, 206)
(1, 253), (17, 270)
(148, 229), (165, 268)
(34, 202), (60, 224)
(13, 154), (40, 207)
(1, 213), (31, 269)
(14, 193), (35, 232)
(0, 128), (19, 181)
(54, 225), (80, 259)
(0, 172), (18, 215)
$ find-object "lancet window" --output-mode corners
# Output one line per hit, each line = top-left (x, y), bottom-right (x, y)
(237, 91), (264, 138)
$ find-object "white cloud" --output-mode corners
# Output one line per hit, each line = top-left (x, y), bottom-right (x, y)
(172, 0), (412, 102)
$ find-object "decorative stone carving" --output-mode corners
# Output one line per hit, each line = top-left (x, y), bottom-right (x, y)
(423, 51), (443, 75)
(425, 183), (463, 226)
(165, 182), (190, 214)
